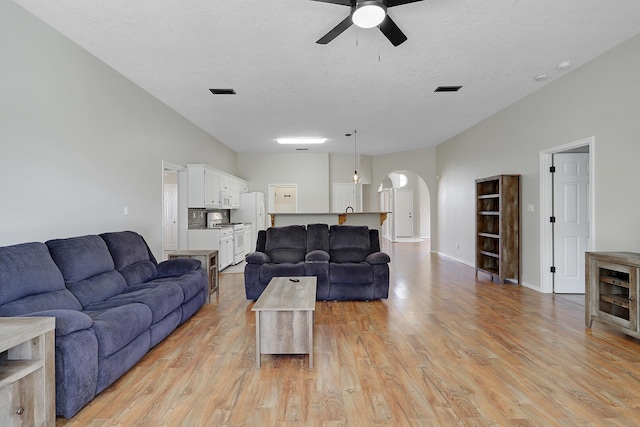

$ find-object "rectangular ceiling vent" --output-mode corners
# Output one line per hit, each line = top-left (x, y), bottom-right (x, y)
(434, 86), (462, 92)
(209, 89), (236, 95)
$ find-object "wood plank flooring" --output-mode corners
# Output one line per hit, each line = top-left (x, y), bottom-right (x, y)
(56, 240), (640, 426)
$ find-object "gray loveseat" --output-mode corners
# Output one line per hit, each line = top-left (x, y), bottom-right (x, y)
(244, 224), (390, 300)
(0, 231), (207, 418)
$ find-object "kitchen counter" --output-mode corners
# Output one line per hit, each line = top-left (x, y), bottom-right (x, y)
(268, 212), (389, 230)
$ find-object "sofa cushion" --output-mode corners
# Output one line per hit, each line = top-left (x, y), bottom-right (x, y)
(329, 262), (374, 284)
(0, 242), (82, 315)
(47, 235), (128, 307)
(141, 268), (206, 302)
(66, 271), (128, 308)
(307, 223), (329, 253)
(47, 235), (116, 284)
(100, 231), (157, 285)
(265, 225), (307, 263)
(20, 309), (93, 337)
(259, 262), (305, 284)
(85, 303), (152, 358)
(85, 283), (183, 324)
(329, 225), (371, 263)
(155, 258), (201, 278)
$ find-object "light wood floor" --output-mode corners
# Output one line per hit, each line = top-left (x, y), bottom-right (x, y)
(57, 240), (640, 426)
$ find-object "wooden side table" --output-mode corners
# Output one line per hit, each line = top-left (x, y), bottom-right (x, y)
(168, 250), (219, 303)
(0, 317), (55, 427)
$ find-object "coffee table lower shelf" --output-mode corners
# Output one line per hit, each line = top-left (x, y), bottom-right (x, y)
(252, 276), (317, 368)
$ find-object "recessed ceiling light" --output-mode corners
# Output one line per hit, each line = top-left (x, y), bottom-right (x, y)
(276, 137), (327, 145)
(534, 74), (549, 81)
(209, 89), (236, 95)
(434, 86), (462, 92)
(558, 61), (572, 71)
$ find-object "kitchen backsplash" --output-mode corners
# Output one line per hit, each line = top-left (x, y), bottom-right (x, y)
(188, 208), (230, 229)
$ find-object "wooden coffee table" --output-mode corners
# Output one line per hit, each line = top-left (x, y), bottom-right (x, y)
(252, 276), (317, 368)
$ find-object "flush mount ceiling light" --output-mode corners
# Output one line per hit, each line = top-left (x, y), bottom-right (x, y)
(352, 1), (387, 28)
(276, 137), (327, 145)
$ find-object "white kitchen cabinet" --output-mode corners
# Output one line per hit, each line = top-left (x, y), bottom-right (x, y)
(219, 174), (230, 192)
(219, 233), (234, 270)
(188, 229), (234, 270)
(206, 169), (220, 207)
(187, 165), (220, 208)
(230, 179), (241, 209)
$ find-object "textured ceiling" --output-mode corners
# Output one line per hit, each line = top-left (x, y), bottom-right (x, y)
(11, 0), (640, 155)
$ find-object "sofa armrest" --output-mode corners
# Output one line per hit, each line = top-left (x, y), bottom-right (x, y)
(156, 258), (202, 278)
(246, 251), (270, 265)
(366, 252), (391, 265)
(20, 309), (93, 337)
(306, 249), (330, 262)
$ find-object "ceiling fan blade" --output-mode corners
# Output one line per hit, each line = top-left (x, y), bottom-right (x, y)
(309, 0), (352, 5)
(316, 15), (353, 44)
(385, 0), (423, 7)
(379, 15), (407, 46)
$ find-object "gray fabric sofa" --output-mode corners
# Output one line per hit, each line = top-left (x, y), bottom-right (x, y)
(0, 231), (207, 418)
(244, 224), (390, 300)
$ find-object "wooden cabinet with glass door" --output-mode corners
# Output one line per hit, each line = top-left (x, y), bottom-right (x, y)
(586, 252), (640, 338)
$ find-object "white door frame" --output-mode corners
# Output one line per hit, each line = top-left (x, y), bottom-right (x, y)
(539, 136), (595, 293)
(162, 161), (186, 259)
(163, 182), (178, 251)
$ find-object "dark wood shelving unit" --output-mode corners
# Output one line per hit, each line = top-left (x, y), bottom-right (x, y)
(475, 174), (520, 284)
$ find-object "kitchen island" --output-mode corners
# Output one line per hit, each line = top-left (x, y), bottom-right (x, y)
(269, 212), (389, 231)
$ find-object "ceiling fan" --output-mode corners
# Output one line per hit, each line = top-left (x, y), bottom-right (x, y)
(311, 0), (424, 47)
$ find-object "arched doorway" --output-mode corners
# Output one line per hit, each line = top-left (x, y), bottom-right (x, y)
(378, 170), (430, 243)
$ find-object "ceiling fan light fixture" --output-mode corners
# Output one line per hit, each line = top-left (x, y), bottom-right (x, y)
(352, 1), (387, 29)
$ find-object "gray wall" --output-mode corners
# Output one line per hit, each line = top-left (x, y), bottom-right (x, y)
(237, 153), (330, 213)
(436, 33), (640, 290)
(0, 1), (237, 257)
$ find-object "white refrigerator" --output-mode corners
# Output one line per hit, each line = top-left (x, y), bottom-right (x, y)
(231, 192), (266, 251)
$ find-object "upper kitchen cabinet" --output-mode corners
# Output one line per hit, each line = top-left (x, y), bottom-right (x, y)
(230, 179), (241, 209)
(187, 164), (247, 209)
(187, 164), (220, 208)
(219, 174), (230, 192)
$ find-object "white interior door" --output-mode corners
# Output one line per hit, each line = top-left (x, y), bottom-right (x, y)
(553, 153), (590, 293)
(272, 185), (297, 213)
(163, 183), (178, 251)
(333, 183), (356, 213)
(395, 190), (413, 237)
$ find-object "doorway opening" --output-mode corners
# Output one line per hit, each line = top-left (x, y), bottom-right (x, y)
(377, 170), (430, 243)
(162, 161), (187, 260)
(539, 137), (595, 294)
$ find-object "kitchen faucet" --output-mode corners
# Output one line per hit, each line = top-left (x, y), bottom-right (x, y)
(345, 206), (354, 213)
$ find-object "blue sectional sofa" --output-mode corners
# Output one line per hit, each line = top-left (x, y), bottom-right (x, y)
(0, 231), (207, 418)
(244, 224), (390, 300)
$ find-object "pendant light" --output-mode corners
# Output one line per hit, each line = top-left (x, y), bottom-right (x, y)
(352, 130), (359, 183)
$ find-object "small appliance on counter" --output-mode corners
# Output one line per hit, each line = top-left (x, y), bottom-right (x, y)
(207, 212), (224, 228)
